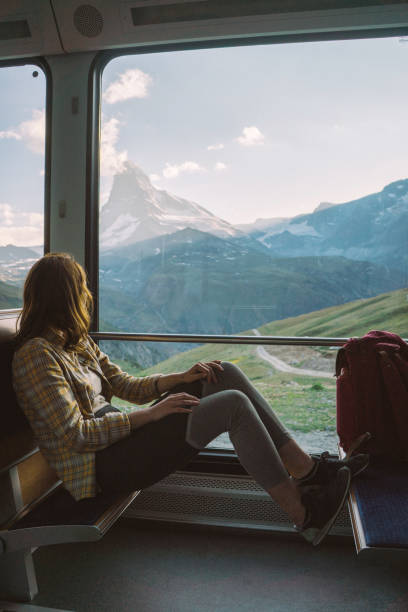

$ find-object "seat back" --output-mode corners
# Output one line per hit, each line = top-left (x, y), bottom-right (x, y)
(0, 313), (58, 527)
(0, 313), (35, 471)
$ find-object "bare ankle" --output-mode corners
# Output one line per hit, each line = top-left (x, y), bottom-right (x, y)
(278, 440), (315, 479)
(266, 479), (307, 526)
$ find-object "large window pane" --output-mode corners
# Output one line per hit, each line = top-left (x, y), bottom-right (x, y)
(0, 64), (46, 307)
(99, 38), (408, 452)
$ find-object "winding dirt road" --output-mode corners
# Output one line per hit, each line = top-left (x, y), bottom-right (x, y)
(252, 329), (333, 379)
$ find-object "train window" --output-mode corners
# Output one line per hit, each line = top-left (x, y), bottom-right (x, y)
(0, 63), (46, 308)
(99, 38), (408, 453)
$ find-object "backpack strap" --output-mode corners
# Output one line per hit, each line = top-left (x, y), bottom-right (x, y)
(335, 347), (347, 377)
(378, 347), (408, 452)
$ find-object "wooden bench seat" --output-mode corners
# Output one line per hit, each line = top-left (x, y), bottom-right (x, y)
(0, 312), (140, 603)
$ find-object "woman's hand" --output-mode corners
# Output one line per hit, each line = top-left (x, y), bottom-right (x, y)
(149, 393), (200, 422)
(154, 361), (224, 395)
(182, 360), (224, 385)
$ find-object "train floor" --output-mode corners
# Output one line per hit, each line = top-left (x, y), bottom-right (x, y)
(32, 521), (408, 612)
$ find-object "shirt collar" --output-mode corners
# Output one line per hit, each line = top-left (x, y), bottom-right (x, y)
(43, 328), (66, 349)
(43, 328), (89, 356)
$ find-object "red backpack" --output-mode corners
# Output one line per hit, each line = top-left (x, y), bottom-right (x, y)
(336, 330), (408, 460)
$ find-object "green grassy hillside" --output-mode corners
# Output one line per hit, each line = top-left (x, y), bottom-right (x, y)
(113, 287), (407, 440)
(117, 338), (336, 434)
(0, 279), (22, 309)
(257, 287), (408, 338)
(132, 287), (408, 378)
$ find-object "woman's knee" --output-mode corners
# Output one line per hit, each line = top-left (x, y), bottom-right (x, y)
(220, 361), (244, 380)
(220, 360), (238, 372)
(220, 389), (255, 419)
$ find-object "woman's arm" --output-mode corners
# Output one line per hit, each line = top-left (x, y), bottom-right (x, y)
(88, 337), (162, 404)
(89, 337), (223, 400)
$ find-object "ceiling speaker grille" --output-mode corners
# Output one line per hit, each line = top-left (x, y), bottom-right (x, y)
(73, 4), (104, 38)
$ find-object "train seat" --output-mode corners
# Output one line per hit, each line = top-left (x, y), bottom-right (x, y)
(340, 448), (408, 554)
(0, 313), (140, 603)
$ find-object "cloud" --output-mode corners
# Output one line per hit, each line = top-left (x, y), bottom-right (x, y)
(149, 173), (161, 183)
(162, 161), (205, 179)
(103, 69), (152, 104)
(100, 117), (128, 177)
(0, 203), (43, 246)
(19, 109), (45, 154)
(0, 203), (14, 226)
(214, 162), (227, 171)
(236, 126), (265, 147)
(207, 143), (224, 151)
(0, 129), (21, 141)
(0, 109), (45, 154)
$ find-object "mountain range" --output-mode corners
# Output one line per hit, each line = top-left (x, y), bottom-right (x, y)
(0, 161), (407, 366)
(0, 245), (41, 286)
(2, 163), (407, 284)
(97, 164), (408, 365)
(99, 225), (405, 367)
(100, 163), (408, 280)
(244, 179), (408, 275)
(100, 226), (404, 335)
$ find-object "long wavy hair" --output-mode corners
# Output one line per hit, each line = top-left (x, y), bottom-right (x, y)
(16, 253), (93, 350)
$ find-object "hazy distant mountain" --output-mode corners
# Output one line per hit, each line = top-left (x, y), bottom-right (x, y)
(0, 277), (22, 309)
(313, 202), (337, 213)
(0, 245), (41, 285)
(100, 162), (240, 248)
(100, 227), (405, 335)
(240, 179), (408, 277)
(236, 217), (289, 233)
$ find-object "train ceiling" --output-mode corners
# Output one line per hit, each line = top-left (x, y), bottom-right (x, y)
(1, 0), (408, 60)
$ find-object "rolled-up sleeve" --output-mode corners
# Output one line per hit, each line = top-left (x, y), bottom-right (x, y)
(88, 337), (162, 405)
(12, 342), (131, 452)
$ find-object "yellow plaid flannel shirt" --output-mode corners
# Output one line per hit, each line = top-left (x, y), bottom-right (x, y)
(12, 330), (162, 500)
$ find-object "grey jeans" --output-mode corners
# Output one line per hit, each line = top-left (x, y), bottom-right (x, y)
(186, 361), (292, 489)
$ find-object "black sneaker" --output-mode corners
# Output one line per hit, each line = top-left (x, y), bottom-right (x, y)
(299, 466), (351, 546)
(296, 451), (369, 488)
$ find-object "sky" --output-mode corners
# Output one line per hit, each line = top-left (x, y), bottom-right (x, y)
(0, 65), (45, 246)
(1, 36), (408, 245)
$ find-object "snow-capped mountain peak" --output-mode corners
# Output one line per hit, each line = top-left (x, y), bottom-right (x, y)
(100, 162), (240, 249)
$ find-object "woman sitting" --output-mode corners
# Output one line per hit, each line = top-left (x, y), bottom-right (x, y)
(12, 253), (368, 546)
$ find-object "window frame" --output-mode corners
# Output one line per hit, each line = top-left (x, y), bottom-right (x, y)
(86, 27), (408, 462)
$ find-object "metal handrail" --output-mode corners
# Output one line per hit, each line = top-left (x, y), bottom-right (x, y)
(4, 308), (404, 346)
(91, 331), (349, 347)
